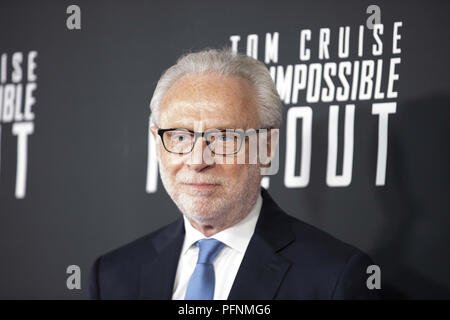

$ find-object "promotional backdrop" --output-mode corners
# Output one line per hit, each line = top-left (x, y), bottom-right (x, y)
(0, 0), (449, 299)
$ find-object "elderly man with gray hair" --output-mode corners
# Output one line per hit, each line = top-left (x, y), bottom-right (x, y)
(89, 49), (379, 300)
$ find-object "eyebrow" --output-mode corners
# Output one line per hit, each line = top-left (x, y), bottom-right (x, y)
(168, 125), (245, 130)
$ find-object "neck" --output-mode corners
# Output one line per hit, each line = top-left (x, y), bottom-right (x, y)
(187, 219), (226, 237)
(186, 194), (258, 237)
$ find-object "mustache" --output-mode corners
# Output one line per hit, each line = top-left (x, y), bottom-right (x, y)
(176, 175), (223, 185)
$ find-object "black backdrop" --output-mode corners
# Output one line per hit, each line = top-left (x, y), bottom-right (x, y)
(0, 0), (449, 299)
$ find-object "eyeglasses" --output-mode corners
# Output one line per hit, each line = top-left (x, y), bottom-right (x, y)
(156, 128), (269, 155)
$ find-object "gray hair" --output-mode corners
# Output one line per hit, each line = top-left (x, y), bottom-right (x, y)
(149, 48), (282, 128)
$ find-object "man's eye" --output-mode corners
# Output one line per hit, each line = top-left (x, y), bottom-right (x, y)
(172, 134), (191, 142)
(214, 134), (227, 142)
(217, 134), (236, 142)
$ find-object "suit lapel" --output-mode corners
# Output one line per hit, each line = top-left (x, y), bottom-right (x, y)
(137, 189), (295, 300)
(138, 218), (185, 299)
(228, 189), (295, 299)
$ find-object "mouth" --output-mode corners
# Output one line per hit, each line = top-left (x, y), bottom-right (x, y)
(184, 183), (219, 191)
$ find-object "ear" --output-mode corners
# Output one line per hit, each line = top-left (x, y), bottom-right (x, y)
(260, 128), (280, 166)
(259, 128), (280, 176)
(266, 128), (280, 162)
(150, 126), (161, 159)
(150, 125), (157, 139)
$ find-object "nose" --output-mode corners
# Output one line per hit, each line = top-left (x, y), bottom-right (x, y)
(185, 136), (215, 172)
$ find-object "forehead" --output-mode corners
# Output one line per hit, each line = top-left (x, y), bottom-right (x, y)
(158, 72), (259, 130)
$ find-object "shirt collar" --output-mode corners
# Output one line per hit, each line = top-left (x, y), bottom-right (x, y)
(181, 191), (263, 255)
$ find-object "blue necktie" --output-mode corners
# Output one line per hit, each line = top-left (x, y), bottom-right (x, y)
(184, 238), (225, 300)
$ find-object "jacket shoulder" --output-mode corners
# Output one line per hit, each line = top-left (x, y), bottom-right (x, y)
(99, 218), (182, 268)
(88, 218), (182, 299)
(286, 214), (360, 257)
(276, 212), (378, 299)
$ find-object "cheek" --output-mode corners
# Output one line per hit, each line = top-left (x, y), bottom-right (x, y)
(219, 164), (249, 183)
(160, 152), (183, 177)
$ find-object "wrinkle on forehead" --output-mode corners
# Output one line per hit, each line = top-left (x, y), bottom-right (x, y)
(159, 73), (260, 130)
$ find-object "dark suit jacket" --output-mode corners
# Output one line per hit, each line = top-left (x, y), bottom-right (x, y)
(89, 188), (380, 299)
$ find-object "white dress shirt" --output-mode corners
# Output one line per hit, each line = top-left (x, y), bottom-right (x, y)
(171, 193), (263, 300)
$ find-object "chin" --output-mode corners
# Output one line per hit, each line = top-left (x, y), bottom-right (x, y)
(179, 192), (226, 208)
(177, 195), (227, 223)
(184, 201), (224, 217)
(183, 208), (225, 226)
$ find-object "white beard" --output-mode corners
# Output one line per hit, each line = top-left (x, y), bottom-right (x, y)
(158, 159), (261, 229)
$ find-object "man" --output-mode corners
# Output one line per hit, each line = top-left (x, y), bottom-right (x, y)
(89, 49), (379, 300)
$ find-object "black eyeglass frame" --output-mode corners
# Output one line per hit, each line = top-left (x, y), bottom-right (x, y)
(156, 128), (271, 155)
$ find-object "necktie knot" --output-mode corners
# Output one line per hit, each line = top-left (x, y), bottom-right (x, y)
(196, 238), (225, 264)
